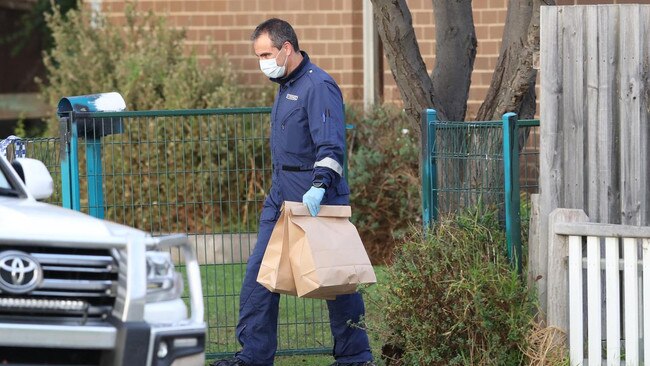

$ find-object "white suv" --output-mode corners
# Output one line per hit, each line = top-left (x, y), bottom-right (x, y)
(0, 153), (205, 365)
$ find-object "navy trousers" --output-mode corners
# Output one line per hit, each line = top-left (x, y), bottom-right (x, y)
(234, 195), (372, 366)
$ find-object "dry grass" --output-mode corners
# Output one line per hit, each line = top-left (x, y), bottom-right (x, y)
(523, 320), (569, 366)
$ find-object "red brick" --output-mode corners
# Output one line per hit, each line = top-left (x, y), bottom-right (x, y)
(319, 28), (335, 40)
(488, 25), (504, 40)
(196, 0), (211, 12)
(488, 0), (507, 9)
(242, 58), (257, 70)
(327, 42), (343, 55)
(481, 9), (500, 24)
(475, 25), (489, 39)
(317, 0), (334, 11)
(302, 27), (318, 41)
(478, 41), (500, 55)
(213, 1), (227, 11)
(170, 1), (182, 12)
(228, 1), (244, 12)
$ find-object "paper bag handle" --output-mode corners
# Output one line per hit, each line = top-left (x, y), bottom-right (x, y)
(288, 203), (351, 218)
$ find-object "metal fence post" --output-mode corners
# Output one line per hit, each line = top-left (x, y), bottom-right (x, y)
(60, 117), (71, 209)
(60, 115), (81, 211)
(429, 110), (438, 223)
(502, 112), (522, 274)
(86, 137), (104, 219)
(421, 109), (438, 229)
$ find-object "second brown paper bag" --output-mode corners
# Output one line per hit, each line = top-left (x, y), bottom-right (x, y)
(289, 201), (376, 299)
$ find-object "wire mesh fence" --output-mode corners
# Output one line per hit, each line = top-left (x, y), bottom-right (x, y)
(518, 121), (541, 194)
(432, 120), (507, 214)
(1, 136), (63, 206)
(420, 110), (540, 272)
(423, 117), (540, 220)
(57, 108), (332, 357)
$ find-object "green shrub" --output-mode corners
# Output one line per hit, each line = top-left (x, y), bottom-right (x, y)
(37, 2), (253, 130)
(347, 105), (420, 263)
(373, 206), (536, 365)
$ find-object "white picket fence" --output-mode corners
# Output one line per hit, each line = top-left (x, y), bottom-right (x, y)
(547, 208), (650, 366)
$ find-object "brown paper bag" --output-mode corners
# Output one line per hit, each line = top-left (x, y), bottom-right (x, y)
(285, 201), (377, 299)
(256, 207), (297, 296)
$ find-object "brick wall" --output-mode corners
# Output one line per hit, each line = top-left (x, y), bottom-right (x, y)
(98, 0), (650, 117)
(100, 0), (365, 101)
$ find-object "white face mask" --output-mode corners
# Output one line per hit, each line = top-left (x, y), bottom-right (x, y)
(259, 48), (288, 78)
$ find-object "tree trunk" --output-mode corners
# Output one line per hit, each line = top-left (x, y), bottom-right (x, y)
(371, 0), (440, 128)
(371, 0), (478, 125)
(468, 1), (555, 213)
(476, 0), (555, 120)
(427, 1), (478, 211)
(430, 0), (477, 122)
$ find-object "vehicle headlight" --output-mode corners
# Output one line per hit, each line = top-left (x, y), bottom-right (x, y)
(146, 251), (183, 303)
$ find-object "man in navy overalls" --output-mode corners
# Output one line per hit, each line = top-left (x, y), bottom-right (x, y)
(211, 18), (374, 366)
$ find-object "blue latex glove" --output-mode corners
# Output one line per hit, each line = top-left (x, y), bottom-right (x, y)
(302, 186), (326, 216)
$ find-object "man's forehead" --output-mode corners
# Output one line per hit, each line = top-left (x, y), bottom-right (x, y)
(253, 34), (275, 53)
(254, 33), (273, 46)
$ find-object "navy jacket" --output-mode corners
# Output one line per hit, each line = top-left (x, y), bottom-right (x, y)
(268, 52), (349, 205)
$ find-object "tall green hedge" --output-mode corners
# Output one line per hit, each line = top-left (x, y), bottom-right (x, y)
(347, 106), (421, 263)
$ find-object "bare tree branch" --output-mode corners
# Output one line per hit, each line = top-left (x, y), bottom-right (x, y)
(371, 0), (441, 126)
(476, 0), (555, 120)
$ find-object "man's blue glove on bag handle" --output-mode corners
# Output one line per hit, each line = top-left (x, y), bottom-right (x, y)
(302, 186), (325, 216)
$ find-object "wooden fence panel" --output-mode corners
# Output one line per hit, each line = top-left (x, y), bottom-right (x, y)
(539, 4), (650, 318)
(539, 4), (561, 315)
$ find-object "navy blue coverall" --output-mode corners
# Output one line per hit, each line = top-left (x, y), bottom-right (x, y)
(234, 52), (372, 366)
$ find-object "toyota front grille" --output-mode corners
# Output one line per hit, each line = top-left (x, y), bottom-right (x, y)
(0, 246), (118, 321)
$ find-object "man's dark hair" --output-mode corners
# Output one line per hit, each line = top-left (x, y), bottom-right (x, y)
(251, 18), (300, 52)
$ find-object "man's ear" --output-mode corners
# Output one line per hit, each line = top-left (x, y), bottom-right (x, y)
(284, 42), (293, 57)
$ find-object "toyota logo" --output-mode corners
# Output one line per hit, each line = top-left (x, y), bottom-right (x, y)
(0, 251), (42, 294)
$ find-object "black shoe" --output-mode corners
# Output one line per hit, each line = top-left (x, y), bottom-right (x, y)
(329, 362), (376, 366)
(210, 357), (248, 366)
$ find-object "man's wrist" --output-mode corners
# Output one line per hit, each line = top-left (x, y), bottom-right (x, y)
(313, 174), (328, 189)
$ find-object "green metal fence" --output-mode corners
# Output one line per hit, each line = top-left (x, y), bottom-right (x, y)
(2, 136), (63, 206)
(421, 109), (540, 272)
(56, 108), (332, 358)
